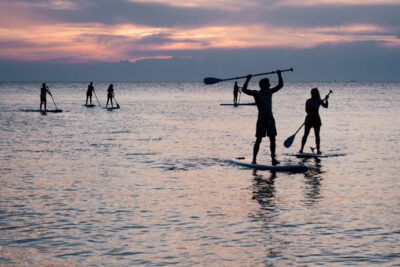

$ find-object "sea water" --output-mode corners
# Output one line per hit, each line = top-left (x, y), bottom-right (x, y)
(0, 81), (399, 266)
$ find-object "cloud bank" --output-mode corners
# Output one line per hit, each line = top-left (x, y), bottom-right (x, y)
(0, 0), (399, 80)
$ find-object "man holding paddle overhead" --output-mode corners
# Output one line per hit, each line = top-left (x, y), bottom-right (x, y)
(241, 70), (283, 165)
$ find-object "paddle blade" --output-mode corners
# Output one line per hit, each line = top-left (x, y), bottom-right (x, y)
(284, 135), (295, 148)
(204, 77), (222, 85)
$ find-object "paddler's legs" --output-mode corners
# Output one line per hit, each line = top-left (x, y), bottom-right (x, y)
(269, 135), (279, 165)
(314, 126), (321, 154)
(300, 126), (311, 153)
(252, 137), (262, 164)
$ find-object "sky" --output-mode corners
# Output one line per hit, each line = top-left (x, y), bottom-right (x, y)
(1, 0), (400, 81)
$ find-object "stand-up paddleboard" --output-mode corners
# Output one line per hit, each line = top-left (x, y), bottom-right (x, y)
(220, 103), (256, 106)
(83, 104), (96, 107)
(230, 157), (311, 172)
(286, 152), (346, 158)
(103, 106), (120, 110)
(21, 109), (63, 113)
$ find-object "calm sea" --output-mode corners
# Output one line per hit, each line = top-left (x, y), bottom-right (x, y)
(0, 81), (399, 266)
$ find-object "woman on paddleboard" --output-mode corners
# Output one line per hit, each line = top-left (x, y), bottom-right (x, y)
(106, 84), (114, 108)
(299, 88), (329, 154)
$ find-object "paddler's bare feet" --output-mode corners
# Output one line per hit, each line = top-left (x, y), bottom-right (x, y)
(299, 149), (303, 154)
(252, 159), (257, 164)
(272, 158), (280, 165)
(317, 150), (322, 155)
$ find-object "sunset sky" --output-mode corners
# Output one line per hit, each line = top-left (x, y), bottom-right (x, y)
(1, 0), (400, 81)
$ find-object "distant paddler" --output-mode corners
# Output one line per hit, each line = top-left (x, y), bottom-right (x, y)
(40, 83), (52, 111)
(86, 82), (95, 106)
(241, 70), (285, 165)
(106, 84), (114, 108)
(299, 88), (331, 154)
(233, 81), (241, 105)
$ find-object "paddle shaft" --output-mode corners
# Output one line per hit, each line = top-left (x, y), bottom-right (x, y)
(93, 90), (101, 106)
(204, 68), (293, 85)
(323, 90), (333, 101)
(294, 123), (305, 135)
(113, 95), (120, 107)
(48, 89), (59, 110)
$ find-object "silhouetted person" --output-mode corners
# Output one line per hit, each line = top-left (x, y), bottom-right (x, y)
(241, 70), (283, 165)
(233, 81), (241, 105)
(299, 88), (329, 154)
(86, 82), (95, 105)
(40, 83), (52, 111)
(106, 84), (114, 107)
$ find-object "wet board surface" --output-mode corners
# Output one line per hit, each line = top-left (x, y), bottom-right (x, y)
(287, 152), (346, 158)
(83, 104), (96, 107)
(20, 109), (63, 113)
(103, 107), (120, 110)
(230, 157), (311, 172)
(220, 103), (256, 106)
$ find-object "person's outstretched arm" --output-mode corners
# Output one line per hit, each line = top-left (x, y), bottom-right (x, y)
(241, 75), (254, 96)
(271, 70), (283, 93)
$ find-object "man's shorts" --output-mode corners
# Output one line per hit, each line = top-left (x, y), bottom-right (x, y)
(256, 116), (277, 137)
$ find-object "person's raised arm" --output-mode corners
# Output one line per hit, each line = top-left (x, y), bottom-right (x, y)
(322, 95), (329, 108)
(271, 70), (283, 93)
(241, 75), (254, 96)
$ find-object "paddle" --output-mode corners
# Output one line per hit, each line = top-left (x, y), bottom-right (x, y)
(93, 90), (101, 107)
(283, 123), (305, 148)
(283, 90), (333, 148)
(48, 90), (61, 112)
(204, 68), (293, 85)
(113, 96), (120, 108)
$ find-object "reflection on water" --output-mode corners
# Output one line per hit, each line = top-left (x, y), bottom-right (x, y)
(1, 82), (400, 265)
(252, 170), (277, 213)
(302, 158), (323, 206)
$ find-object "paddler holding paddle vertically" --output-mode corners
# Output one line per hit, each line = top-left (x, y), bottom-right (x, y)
(233, 81), (241, 105)
(106, 84), (114, 108)
(241, 70), (284, 165)
(299, 88), (330, 154)
(40, 83), (52, 111)
(86, 82), (95, 105)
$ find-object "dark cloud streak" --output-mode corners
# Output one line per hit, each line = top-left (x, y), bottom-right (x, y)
(13, 0), (228, 27)
(251, 4), (400, 29)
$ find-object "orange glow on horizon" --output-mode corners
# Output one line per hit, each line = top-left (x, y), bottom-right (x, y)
(0, 0), (399, 62)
